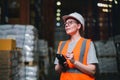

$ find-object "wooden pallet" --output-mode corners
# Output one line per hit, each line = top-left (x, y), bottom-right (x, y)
(21, 61), (38, 66)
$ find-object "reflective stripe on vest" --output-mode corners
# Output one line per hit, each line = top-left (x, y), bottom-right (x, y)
(66, 68), (82, 73)
(59, 41), (66, 54)
(79, 39), (87, 63)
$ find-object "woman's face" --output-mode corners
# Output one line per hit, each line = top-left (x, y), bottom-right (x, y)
(64, 18), (80, 35)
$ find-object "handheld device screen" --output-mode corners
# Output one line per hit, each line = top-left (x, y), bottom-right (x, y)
(56, 54), (66, 63)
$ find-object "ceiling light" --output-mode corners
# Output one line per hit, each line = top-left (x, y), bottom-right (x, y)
(56, 1), (61, 6)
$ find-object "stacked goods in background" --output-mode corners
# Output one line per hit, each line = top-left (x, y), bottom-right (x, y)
(0, 25), (38, 62)
(94, 38), (119, 80)
(0, 25), (39, 80)
(114, 35), (120, 72)
(37, 39), (49, 80)
(0, 39), (21, 80)
(19, 65), (39, 80)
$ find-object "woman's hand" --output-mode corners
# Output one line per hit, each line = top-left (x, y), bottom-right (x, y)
(66, 52), (75, 64)
(55, 60), (68, 72)
(66, 52), (96, 76)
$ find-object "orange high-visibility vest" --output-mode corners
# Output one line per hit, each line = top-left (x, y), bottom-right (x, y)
(57, 37), (95, 80)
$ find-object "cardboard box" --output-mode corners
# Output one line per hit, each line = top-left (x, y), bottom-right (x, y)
(0, 39), (16, 50)
(0, 51), (19, 68)
(0, 67), (19, 80)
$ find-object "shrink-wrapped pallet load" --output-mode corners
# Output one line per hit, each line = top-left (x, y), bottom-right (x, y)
(0, 24), (39, 80)
(94, 40), (118, 74)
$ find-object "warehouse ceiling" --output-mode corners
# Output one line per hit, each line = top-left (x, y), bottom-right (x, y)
(59, 0), (94, 16)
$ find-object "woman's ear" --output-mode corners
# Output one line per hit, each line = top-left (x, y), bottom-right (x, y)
(77, 24), (82, 30)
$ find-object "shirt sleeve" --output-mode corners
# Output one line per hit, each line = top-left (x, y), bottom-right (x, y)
(54, 57), (58, 64)
(54, 49), (59, 64)
(87, 42), (98, 64)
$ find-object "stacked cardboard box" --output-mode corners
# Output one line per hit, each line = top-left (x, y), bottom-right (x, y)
(0, 39), (16, 50)
(0, 50), (21, 80)
(0, 39), (21, 80)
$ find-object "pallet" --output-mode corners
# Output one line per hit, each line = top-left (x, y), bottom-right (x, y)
(21, 61), (38, 66)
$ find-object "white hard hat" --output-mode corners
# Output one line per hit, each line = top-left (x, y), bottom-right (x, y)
(62, 12), (85, 31)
